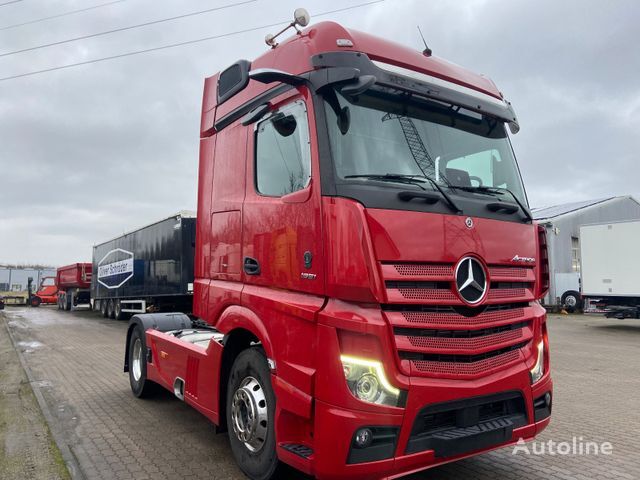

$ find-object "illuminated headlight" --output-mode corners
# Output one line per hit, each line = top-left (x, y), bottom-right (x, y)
(340, 355), (402, 407)
(530, 340), (545, 384)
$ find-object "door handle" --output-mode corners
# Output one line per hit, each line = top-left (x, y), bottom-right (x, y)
(243, 257), (261, 275)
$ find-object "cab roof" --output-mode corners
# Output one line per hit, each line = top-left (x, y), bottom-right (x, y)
(201, 21), (503, 135)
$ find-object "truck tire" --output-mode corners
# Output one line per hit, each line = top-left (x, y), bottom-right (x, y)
(65, 292), (73, 311)
(30, 296), (41, 307)
(107, 299), (115, 319)
(114, 300), (127, 321)
(226, 348), (280, 480)
(128, 326), (158, 398)
(100, 300), (109, 318)
(561, 290), (581, 313)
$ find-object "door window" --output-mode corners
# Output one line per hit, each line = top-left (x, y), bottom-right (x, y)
(255, 100), (311, 196)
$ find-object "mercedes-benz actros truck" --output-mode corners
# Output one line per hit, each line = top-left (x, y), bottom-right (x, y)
(123, 11), (552, 479)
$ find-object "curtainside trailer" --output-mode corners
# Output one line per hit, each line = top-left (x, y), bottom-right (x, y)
(92, 211), (196, 320)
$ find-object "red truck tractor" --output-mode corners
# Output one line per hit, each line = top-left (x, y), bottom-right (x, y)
(124, 12), (552, 480)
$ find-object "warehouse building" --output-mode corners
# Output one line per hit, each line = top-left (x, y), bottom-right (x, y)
(532, 195), (640, 309)
(0, 266), (56, 294)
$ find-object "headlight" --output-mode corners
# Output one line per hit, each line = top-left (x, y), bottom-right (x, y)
(530, 340), (545, 384)
(340, 355), (402, 407)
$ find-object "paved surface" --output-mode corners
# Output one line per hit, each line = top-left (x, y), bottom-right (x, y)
(1, 307), (639, 480)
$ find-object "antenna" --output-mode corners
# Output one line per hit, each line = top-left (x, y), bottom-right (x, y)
(265, 8), (311, 48)
(417, 25), (432, 57)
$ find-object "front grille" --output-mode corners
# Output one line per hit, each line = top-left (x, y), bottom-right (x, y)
(381, 261), (535, 378)
(393, 264), (451, 277)
(394, 320), (529, 339)
(400, 342), (527, 363)
(410, 350), (522, 376)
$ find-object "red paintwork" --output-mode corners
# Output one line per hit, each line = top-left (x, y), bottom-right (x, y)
(147, 20), (552, 480)
(56, 263), (92, 290)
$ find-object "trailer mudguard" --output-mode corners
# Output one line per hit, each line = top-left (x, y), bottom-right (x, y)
(124, 312), (192, 372)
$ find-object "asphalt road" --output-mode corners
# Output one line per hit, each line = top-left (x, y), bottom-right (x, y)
(1, 306), (639, 480)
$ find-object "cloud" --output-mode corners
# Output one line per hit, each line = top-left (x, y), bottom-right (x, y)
(1, 0), (638, 264)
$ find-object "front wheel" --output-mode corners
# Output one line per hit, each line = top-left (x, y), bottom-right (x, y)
(226, 348), (280, 480)
(30, 296), (41, 307)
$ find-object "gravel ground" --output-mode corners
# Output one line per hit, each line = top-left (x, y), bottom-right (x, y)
(1, 306), (639, 480)
(0, 311), (70, 480)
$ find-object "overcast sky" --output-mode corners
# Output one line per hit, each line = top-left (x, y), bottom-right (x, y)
(1, 0), (638, 266)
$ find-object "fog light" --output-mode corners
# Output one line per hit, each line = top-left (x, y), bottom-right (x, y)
(544, 392), (551, 407)
(354, 428), (373, 449)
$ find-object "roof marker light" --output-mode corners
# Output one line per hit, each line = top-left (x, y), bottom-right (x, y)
(336, 39), (353, 47)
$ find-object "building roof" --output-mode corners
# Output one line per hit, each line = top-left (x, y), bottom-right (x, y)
(532, 196), (640, 221)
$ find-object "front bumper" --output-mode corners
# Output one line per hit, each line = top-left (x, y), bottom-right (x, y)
(311, 367), (552, 480)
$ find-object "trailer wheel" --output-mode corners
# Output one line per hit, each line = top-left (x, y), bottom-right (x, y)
(561, 290), (581, 313)
(107, 299), (115, 319)
(226, 348), (280, 480)
(30, 296), (41, 307)
(99, 300), (108, 318)
(128, 327), (158, 398)
(114, 300), (127, 321)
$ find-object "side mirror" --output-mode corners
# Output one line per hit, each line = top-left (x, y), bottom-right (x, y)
(294, 8), (310, 27)
(337, 106), (351, 135)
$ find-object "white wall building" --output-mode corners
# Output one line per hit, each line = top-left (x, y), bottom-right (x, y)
(532, 196), (640, 308)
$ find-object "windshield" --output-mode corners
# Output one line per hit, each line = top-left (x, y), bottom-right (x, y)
(41, 277), (55, 287)
(324, 88), (528, 205)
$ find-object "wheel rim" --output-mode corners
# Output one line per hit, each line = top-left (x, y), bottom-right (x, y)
(231, 376), (268, 453)
(132, 338), (143, 382)
(566, 295), (577, 307)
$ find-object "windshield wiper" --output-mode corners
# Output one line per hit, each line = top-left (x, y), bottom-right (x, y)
(345, 174), (461, 213)
(452, 185), (532, 221)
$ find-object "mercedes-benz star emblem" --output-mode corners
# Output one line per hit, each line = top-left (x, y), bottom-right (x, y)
(455, 257), (487, 304)
(465, 217), (474, 228)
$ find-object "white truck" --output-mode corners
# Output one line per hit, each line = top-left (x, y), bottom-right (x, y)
(581, 220), (640, 318)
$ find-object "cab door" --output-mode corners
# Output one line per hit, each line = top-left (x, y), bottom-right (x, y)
(241, 90), (325, 297)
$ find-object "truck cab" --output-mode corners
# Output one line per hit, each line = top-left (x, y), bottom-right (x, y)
(30, 276), (58, 307)
(125, 17), (552, 480)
